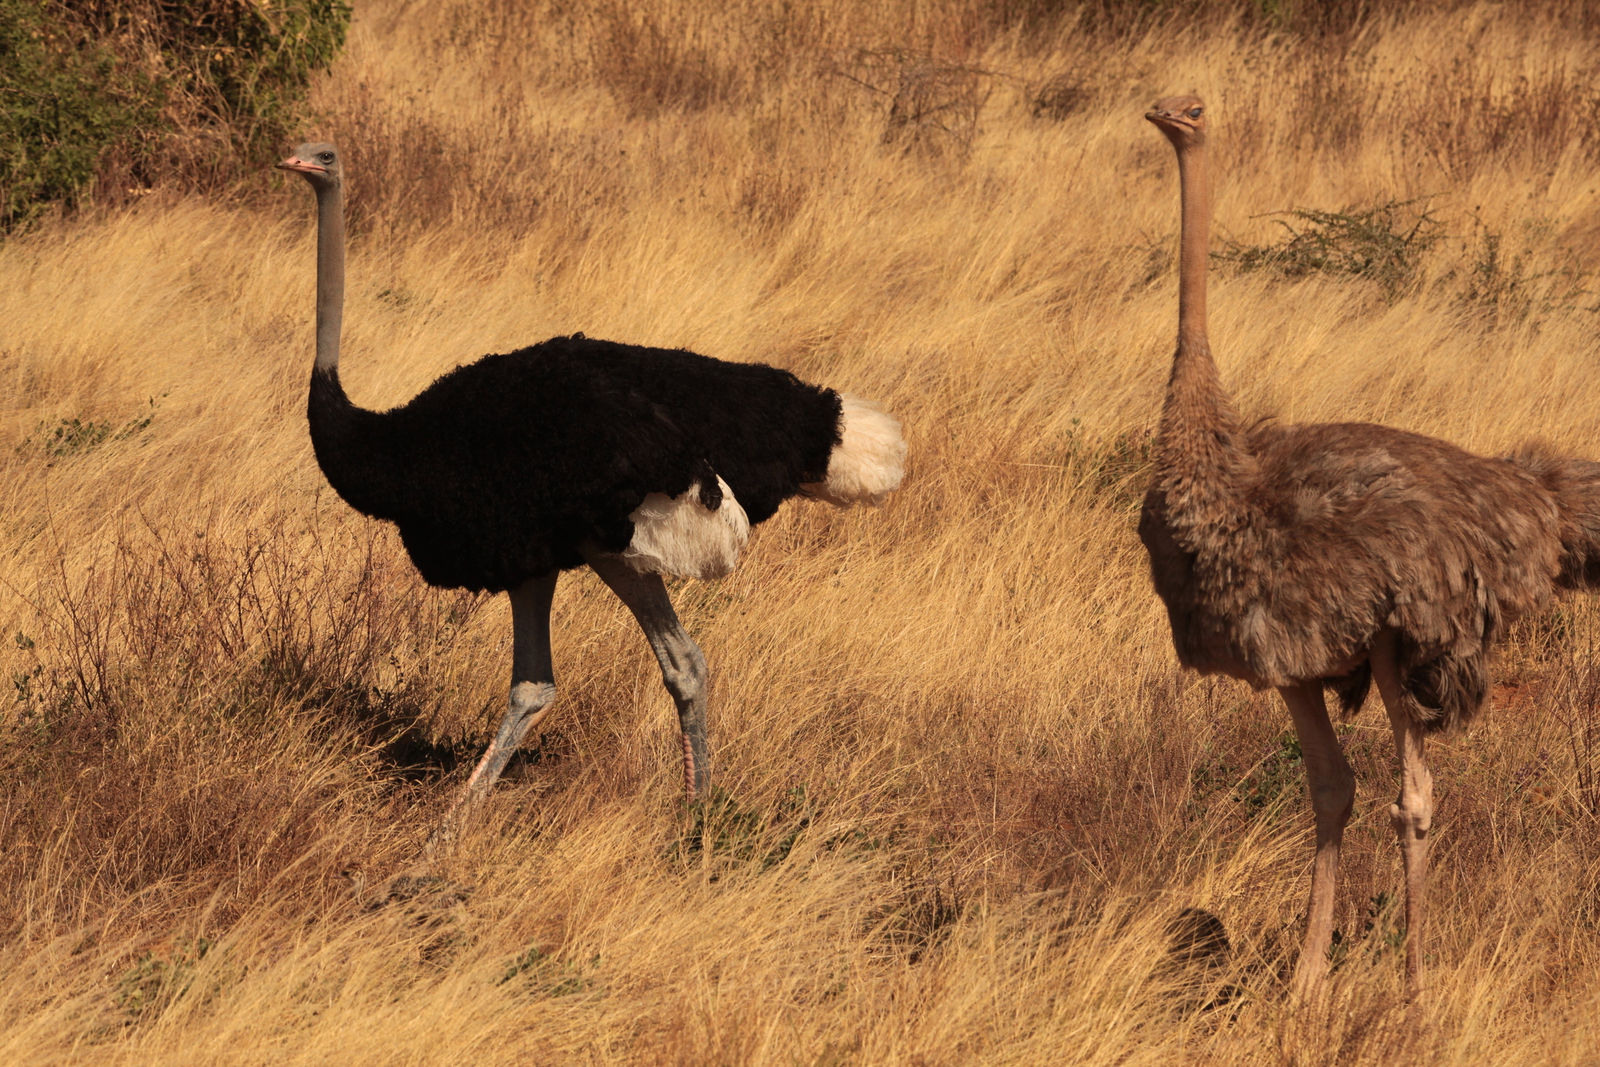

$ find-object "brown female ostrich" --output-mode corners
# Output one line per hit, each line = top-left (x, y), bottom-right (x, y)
(1140, 96), (1600, 998)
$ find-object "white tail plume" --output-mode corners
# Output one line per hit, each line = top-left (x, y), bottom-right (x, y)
(802, 395), (906, 507)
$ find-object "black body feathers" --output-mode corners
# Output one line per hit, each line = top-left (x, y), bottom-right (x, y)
(308, 334), (842, 592)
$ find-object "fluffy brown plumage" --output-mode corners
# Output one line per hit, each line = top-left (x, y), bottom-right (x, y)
(1145, 418), (1593, 731)
(1138, 94), (1600, 999)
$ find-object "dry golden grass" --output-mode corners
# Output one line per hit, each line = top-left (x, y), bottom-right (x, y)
(3, 1), (1599, 1062)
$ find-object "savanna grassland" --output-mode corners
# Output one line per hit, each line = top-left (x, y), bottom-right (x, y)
(3, 1), (1600, 1062)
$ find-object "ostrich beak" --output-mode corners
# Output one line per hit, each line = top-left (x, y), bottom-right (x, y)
(276, 156), (326, 175)
(1145, 109), (1199, 135)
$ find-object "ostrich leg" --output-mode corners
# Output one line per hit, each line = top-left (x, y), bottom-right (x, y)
(429, 570), (559, 847)
(1280, 681), (1357, 998)
(1370, 631), (1434, 997)
(583, 549), (711, 800)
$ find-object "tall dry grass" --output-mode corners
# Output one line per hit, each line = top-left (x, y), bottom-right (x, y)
(2, 1), (1599, 1062)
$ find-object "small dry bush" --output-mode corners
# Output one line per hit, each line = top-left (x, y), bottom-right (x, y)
(2, 512), (481, 931)
(2, 0), (1599, 1064)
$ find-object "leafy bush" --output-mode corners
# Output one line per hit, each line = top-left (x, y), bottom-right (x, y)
(0, 1), (161, 229)
(0, 0), (351, 231)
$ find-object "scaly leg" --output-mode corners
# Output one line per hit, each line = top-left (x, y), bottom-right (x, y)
(583, 548), (710, 800)
(1280, 681), (1357, 999)
(428, 570), (559, 849)
(1370, 630), (1433, 998)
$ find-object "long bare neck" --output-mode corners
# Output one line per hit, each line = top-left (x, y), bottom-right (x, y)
(1176, 144), (1209, 352)
(1150, 136), (1254, 532)
(312, 181), (345, 372)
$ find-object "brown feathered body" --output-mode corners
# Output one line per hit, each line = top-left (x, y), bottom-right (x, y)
(1139, 102), (1600, 733)
(1142, 410), (1600, 731)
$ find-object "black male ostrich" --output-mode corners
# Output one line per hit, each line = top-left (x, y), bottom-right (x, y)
(278, 144), (905, 837)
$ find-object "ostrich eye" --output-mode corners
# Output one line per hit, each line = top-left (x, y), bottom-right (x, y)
(1187, 108), (1203, 119)
(318, 152), (334, 163)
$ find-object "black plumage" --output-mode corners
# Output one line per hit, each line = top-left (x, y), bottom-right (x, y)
(309, 334), (842, 592)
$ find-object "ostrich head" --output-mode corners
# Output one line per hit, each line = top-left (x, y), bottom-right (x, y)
(277, 142), (343, 191)
(1145, 96), (1207, 148)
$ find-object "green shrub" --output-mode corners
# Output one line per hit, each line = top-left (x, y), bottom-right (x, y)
(0, 0), (351, 231)
(0, 1), (161, 229)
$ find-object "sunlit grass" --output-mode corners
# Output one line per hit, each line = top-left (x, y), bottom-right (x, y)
(2, 1), (1598, 1063)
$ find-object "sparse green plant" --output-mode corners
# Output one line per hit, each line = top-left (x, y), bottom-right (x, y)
(1052, 419), (1153, 510)
(668, 784), (813, 871)
(115, 935), (213, 1018)
(1187, 748), (1236, 819)
(16, 394), (162, 459)
(1452, 218), (1598, 325)
(0, 0), (163, 229)
(1214, 198), (1442, 295)
(1234, 732), (1303, 813)
(10, 662), (38, 701)
(496, 945), (601, 996)
(1332, 890), (1406, 969)
(1359, 891), (1406, 957)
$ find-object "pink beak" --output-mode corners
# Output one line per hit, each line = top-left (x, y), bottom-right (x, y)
(276, 155), (326, 174)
